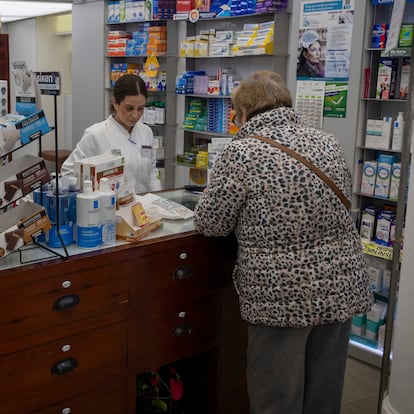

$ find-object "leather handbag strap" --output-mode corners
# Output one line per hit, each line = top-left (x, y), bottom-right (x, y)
(250, 135), (351, 211)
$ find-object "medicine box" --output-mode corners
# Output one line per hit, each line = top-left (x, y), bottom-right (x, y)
(360, 160), (377, 195)
(74, 154), (125, 191)
(365, 118), (392, 149)
(376, 58), (398, 99)
(360, 211), (376, 241)
(374, 161), (392, 198)
(14, 110), (51, 145)
(399, 57), (410, 99)
(0, 200), (52, 259)
(389, 162), (401, 200)
(0, 154), (50, 209)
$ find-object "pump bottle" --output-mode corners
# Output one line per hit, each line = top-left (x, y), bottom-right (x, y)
(99, 177), (116, 245)
(392, 112), (405, 151)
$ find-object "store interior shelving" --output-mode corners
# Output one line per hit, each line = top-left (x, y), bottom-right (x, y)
(350, 0), (413, 369)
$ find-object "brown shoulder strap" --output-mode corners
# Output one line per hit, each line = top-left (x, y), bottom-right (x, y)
(250, 135), (351, 211)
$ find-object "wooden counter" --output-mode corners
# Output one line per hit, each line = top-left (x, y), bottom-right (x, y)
(0, 225), (248, 413)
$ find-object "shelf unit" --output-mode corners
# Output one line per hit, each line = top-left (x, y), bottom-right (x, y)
(351, 0), (413, 376)
(104, 19), (179, 190)
(174, 11), (290, 187)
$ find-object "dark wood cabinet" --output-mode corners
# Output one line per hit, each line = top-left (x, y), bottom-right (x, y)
(0, 34), (10, 113)
(0, 230), (247, 414)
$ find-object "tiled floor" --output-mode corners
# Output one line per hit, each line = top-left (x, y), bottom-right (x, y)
(341, 357), (382, 414)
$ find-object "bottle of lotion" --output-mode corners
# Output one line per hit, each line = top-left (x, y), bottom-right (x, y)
(99, 177), (116, 245)
(76, 179), (101, 249)
(392, 112), (405, 151)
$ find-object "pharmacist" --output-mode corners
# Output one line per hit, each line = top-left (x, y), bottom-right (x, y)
(61, 74), (161, 194)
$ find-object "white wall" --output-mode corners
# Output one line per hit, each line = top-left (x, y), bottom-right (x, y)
(4, 13), (72, 158)
(71, 0), (105, 146)
(383, 147), (414, 413)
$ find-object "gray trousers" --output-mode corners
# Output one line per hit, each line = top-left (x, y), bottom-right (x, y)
(247, 319), (351, 414)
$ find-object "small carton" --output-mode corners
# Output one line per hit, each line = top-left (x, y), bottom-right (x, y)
(376, 58), (398, 99)
(389, 162), (401, 200)
(399, 57), (410, 99)
(115, 202), (161, 242)
(360, 210), (376, 241)
(360, 160), (377, 195)
(0, 155), (50, 209)
(74, 153), (125, 191)
(375, 162), (392, 198)
(0, 200), (52, 259)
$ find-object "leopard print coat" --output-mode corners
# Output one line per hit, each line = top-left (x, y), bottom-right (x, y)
(194, 107), (372, 328)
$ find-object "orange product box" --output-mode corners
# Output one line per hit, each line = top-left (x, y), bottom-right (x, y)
(148, 30), (167, 40)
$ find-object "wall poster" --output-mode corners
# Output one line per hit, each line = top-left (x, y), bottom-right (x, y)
(296, 0), (355, 121)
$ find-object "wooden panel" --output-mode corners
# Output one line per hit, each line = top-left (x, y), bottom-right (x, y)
(136, 235), (227, 304)
(32, 383), (127, 414)
(0, 34), (9, 113)
(0, 252), (130, 355)
(0, 322), (128, 414)
(136, 292), (223, 373)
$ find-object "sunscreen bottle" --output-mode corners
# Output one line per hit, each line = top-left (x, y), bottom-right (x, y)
(99, 177), (117, 245)
(76, 180), (101, 249)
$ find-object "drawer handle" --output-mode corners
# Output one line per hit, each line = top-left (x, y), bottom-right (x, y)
(53, 294), (80, 311)
(173, 323), (192, 336)
(51, 357), (78, 375)
(173, 265), (193, 280)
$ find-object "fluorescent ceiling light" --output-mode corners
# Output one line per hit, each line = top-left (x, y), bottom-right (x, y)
(0, 1), (72, 23)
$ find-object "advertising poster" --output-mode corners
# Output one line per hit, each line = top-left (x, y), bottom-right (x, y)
(297, 0), (355, 81)
(324, 82), (348, 118)
(35, 72), (61, 96)
(295, 80), (325, 129)
(296, 1), (354, 122)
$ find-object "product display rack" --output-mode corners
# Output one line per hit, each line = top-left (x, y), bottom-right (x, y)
(351, 1), (413, 397)
(104, 17), (179, 190)
(174, 11), (290, 186)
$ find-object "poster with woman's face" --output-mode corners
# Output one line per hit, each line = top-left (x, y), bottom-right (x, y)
(297, 0), (354, 81)
(297, 29), (326, 79)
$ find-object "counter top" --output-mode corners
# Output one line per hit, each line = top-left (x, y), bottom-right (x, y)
(0, 189), (200, 272)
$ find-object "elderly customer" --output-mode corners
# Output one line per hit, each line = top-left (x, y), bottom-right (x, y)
(193, 71), (372, 414)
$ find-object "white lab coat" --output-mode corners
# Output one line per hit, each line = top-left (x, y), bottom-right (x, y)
(61, 115), (161, 194)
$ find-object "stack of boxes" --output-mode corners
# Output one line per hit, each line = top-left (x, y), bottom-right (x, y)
(107, 23), (167, 57)
(178, 20), (275, 58)
(108, 0), (176, 22)
(173, 0), (287, 17)
(361, 153), (400, 200)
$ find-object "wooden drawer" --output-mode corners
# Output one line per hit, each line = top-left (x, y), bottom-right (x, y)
(32, 383), (127, 414)
(137, 235), (227, 304)
(136, 291), (223, 372)
(0, 253), (130, 355)
(0, 321), (128, 414)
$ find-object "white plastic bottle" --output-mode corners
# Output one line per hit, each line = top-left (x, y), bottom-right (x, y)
(99, 177), (116, 245)
(392, 112), (405, 151)
(76, 180), (101, 249)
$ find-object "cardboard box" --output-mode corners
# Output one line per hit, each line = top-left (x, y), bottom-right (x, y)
(0, 155), (50, 208)
(74, 153), (125, 191)
(14, 109), (51, 145)
(0, 200), (52, 259)
(376, 58), (398, 99)
(116, 202), (161, 242)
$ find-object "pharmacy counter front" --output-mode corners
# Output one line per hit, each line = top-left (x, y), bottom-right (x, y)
(0, 189), (248, 414)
